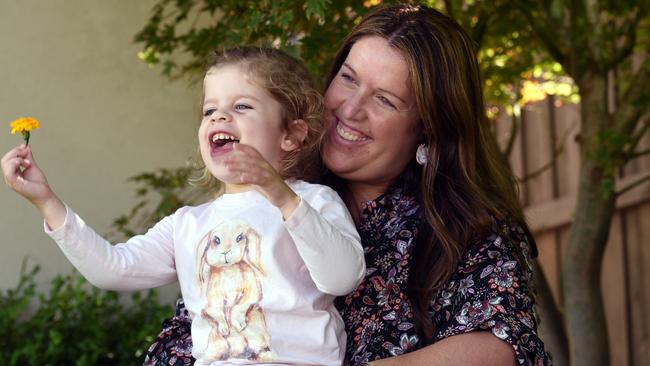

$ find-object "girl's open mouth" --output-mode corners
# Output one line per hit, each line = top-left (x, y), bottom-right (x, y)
(210, 132), (240, 156)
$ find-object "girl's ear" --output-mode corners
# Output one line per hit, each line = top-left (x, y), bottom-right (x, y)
(281, 119), (308, 152)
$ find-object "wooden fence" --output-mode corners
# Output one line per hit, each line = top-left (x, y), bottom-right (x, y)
(493, 97), (650, 366)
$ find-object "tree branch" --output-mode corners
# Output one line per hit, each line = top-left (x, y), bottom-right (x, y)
(517, 120), (577, 183)
(616, 173), (650, 197)
(625, 120), (650, 159)
(470, 7), (490, 49)
(628, 148), (650, 161)
(604, 7), (643, 70)
(510, 0), (569, 68)
(503, 106), (520, 159)
(614, 56), (650, 135)
(443, 0), (455, 21)
(518, 150), (562, 183)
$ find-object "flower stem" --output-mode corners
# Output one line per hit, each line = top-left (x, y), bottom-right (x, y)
(22, 131), (30, 146)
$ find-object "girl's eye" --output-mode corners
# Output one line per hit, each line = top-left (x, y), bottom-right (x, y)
(376, 95), (397, 110)
(234, 104), (253, 111)
(203, 108), (216, 117)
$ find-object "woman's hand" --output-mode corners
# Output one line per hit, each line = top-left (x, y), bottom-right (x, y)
(223, 143), (300, 218)
(1, 144), (66, 229)
(366, 331), (516, 366)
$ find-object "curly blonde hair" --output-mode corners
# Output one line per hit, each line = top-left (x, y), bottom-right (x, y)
(193, 47), (324, 193)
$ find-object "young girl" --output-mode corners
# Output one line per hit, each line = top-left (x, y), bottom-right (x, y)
(1, 47), (365, 365)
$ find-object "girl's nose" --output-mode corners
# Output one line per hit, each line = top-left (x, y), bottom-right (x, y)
(211, 110), (232, 123)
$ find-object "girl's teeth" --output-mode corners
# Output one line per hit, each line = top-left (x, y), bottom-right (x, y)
(336, 124), (368, 142)
(212, 133), (237, 142)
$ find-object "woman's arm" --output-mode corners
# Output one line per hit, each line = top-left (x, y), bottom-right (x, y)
(368, 331), (516, 366)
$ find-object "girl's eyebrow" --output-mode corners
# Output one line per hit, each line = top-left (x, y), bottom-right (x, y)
(203, 94), (261, 104)
(341, 63), (409, 106)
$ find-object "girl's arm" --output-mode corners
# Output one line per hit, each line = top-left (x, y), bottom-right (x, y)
(46, 204), (177, 291)
(2, 144), (177, 291)
(283, 184), (365, 296)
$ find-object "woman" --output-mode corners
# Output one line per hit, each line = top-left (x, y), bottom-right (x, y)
(145, 3), (550, 365)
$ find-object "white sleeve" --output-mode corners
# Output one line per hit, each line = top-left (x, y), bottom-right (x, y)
(283, 186), (365, 296)
(44, 204), (177, 291)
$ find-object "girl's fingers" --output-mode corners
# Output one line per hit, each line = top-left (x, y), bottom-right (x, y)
(2, 157), (24, 185)
(1, 145), (24, 164)
(232, 142), (264, 159)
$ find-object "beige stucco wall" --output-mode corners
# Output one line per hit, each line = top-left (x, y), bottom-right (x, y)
(0, 1), (200, 302)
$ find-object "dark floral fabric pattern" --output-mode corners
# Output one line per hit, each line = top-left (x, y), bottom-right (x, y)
(334, 185), (423, 364)
(143, 299), (195, 366)
(334, 184), (551, 366)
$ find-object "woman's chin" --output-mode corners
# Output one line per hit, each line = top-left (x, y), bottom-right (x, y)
(322, 148), (363, 179)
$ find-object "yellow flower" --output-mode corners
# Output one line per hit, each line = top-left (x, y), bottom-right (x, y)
(10, 117), (40, 135)
(9, 117), (40, 146)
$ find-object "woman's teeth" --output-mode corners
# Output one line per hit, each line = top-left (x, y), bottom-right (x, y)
(336, 123), (368, 142)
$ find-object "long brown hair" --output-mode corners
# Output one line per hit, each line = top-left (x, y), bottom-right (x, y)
(325, 3), (529, 340)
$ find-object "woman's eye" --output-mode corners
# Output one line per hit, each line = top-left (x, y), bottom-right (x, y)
(203, 108), (216, 117)
(340, 72), (355, 83)
(234, 104), (253, 111)
(376, 95), (397, 110)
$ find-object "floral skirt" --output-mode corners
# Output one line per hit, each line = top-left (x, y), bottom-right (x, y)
(143, 299), (195, 366)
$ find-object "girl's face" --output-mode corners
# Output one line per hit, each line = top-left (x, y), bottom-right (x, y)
(322, 36), (421, 189)
(198, 64), (289, 183)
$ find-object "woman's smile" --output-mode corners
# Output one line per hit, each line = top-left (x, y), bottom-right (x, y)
(334, 120), (370, 143)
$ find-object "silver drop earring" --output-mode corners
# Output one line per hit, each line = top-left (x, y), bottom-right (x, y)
(416, 144), (428, 165)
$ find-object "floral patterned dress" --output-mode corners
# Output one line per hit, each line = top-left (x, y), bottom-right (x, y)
(144, 182), (551, 366)
(143, 299), (194, 366)
(334, 183), (551, 365)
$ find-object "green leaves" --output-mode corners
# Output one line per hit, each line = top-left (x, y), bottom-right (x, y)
(305, 0), (330, 23)
(134, 0), (373, 83)
(0, 261), (173, 365)
(591, 128), (632, 197)
(109, 167), (207, 241)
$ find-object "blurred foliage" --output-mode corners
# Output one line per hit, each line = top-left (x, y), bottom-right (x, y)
(134, 0), (577, 111)
(0, 259), (173, 366)
(134, 0), (374, 84)
(109, 167), (208, 241)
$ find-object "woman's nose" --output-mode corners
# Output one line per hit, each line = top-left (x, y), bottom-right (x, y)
(339, 91), (366, 121)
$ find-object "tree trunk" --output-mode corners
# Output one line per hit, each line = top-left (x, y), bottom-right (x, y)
(562, 75), (615, 366)
(533, 261), (569, 366)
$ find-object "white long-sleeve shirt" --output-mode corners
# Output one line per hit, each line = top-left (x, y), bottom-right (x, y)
(45, 180), (365, 366)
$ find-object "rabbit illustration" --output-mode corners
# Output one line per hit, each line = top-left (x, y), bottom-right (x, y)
(196, 219), (275, 361)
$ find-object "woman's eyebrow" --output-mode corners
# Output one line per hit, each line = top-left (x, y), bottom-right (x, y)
(342, 62), (357, 75)
(342, 62), (409, 106)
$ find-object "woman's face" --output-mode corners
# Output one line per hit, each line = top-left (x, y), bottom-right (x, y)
(322, 36), (421, 187)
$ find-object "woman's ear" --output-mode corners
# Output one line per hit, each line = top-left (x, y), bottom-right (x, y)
(281, 119), (308, 152)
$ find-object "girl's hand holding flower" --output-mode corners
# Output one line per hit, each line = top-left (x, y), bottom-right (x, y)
(1, 144), (58, 208)
(3, 117), (66, 229)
